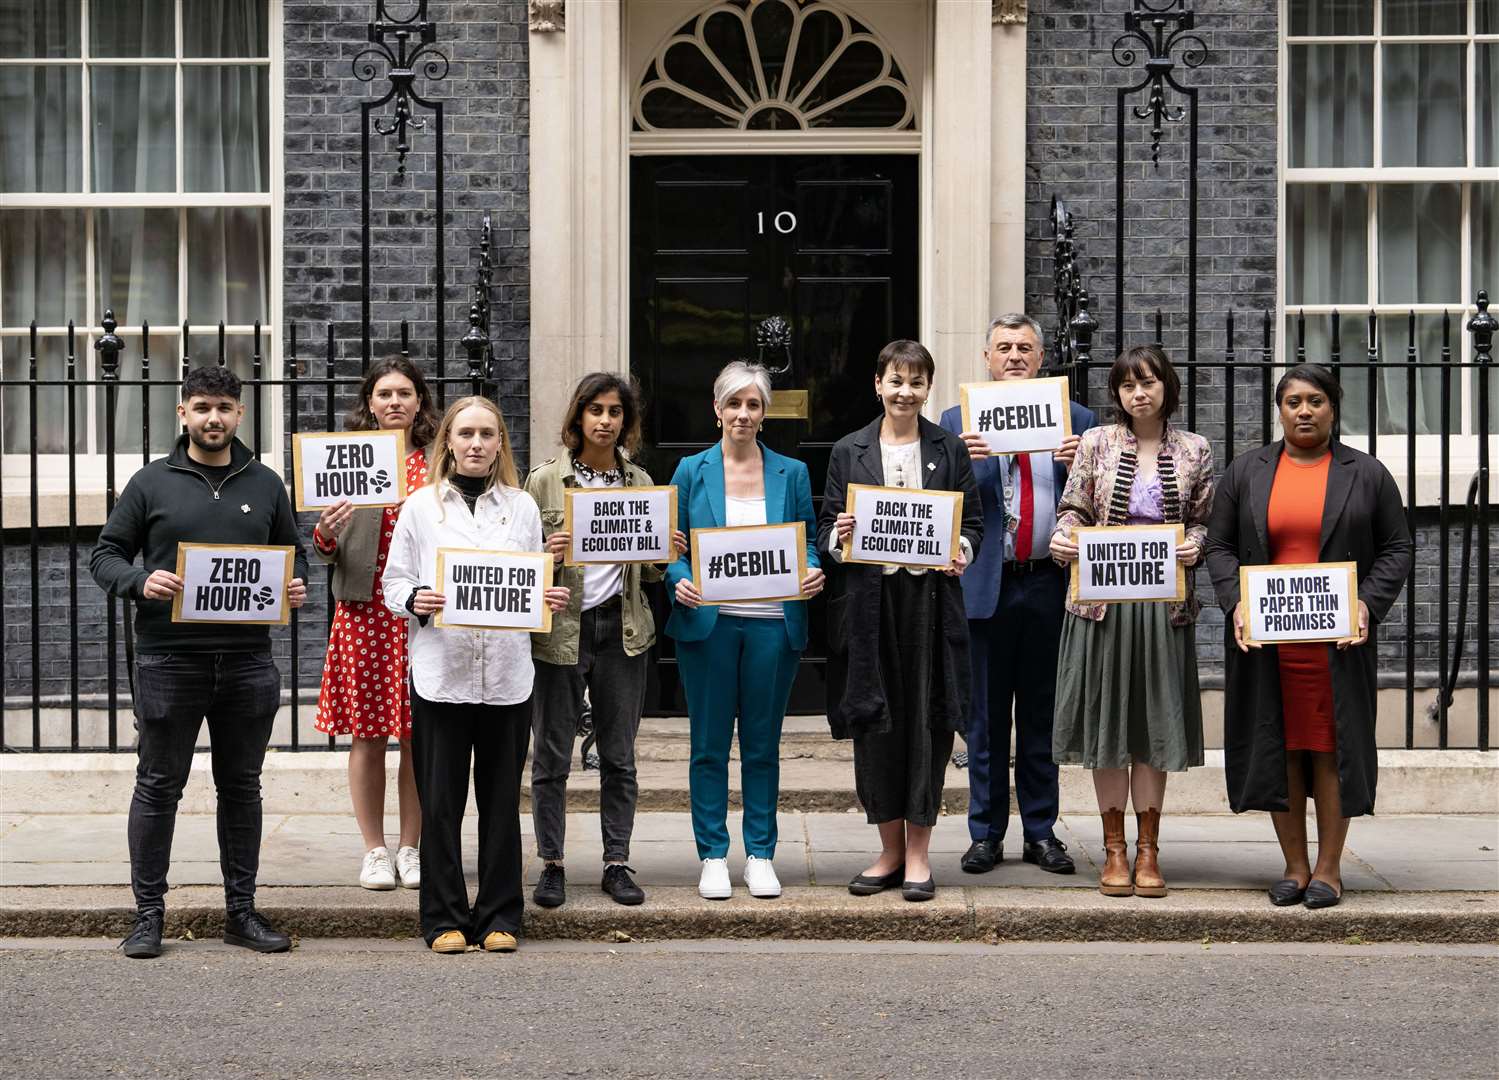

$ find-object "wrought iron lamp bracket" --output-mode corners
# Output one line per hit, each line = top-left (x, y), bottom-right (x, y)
(1112, 0), (1208, 166)
(353, 0), (451, 178)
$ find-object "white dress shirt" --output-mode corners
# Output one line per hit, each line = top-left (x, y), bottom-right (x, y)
(382, 479), (544, 706)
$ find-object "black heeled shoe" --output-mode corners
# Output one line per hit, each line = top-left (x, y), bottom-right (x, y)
(848, 866), (905, 896)
(1303, 880), (1342, 909)
(1267, 878), (1307, 906)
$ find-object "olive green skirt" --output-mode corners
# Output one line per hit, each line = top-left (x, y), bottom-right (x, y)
(1053, 602), (1204, 772)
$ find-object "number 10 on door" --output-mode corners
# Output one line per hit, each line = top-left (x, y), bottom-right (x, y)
(758, 211), (797, 235)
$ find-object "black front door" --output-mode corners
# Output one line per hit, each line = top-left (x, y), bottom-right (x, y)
(629, 153), (919, 715)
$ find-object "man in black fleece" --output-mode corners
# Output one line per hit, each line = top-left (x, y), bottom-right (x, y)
(90, 366), (309, 959)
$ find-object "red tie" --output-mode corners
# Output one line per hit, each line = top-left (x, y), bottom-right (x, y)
(1015, 454), (1035, 562)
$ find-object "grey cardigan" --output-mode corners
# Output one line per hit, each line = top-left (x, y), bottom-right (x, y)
(315, 504), (387, 602)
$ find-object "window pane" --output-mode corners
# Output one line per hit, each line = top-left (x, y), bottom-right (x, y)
(1289, 0), (1373, 35)
(89, 0), (174, 58)
(90, 67), (175, 192)
(1289, 45), (1373, 167)
(2, 336), (83, 455)
(187, 208), (270, 326)
(1482, 0), (1499, 35)
(0, 67), (82, 192)
(1, 210), (86, 326)
(0, 0), (80, 57)
(1382, 0), (1464, 35)
(95, 209), (179, 327)
(1476, 185), (1499, 306)
(107, 334), (181, 456)
(1287, 185), (1369, 306)
(183, 0), (268, 57)
(1378, 183), (1461, 304)
(184, 67), (269, 192)
(1369, 316), (1455, 436)
(1382, 45), (1465, 167)
(1480, 45), (1498, 169)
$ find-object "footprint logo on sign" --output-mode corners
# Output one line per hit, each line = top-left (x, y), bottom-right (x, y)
(252, 586), (275, 611)
(371, 468), (391, 494)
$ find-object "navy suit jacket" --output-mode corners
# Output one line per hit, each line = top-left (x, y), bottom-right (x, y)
(938, 397), (1097, 620)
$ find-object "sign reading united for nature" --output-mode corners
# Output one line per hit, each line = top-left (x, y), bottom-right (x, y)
(292, 430), (407, 512)
(691, 522), (807, 605)
(171, 543), (294, 626)
(563, 486), (677, 566)
(842, 484), (962, 570)
(1239, 562), (1358, 644)
(434, 549), (554, 633)
(959, 376), (1072, 455)
(1068, 524), (1186, 604)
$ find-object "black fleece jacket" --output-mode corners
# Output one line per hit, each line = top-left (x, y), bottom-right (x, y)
(89, 435), (310, 654)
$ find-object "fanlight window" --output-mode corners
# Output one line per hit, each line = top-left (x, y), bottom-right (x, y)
(634, 0), (914, 132)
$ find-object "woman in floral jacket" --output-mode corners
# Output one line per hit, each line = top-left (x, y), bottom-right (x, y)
(1048, 345), (1215, 898)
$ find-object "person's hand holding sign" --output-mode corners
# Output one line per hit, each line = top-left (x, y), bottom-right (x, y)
(674, 578), (703, 610)
(1336, 600), (1370, 651)
(142, 569), (185, 601)
(1230, 601), (1262, 653)
(411, 588), (446, 617)
(1176, 538), (1201, 567)
(288, 578), (307, 610)
(671, 529), (689, 558)
(543, 586), (571, 614)
(834, 512), (855, 546)
(1054, 433), (1082, 469)
(959, 432), (990, 462)
(315, 498), (355, 545)
(1049, 527), (1079, 563)
(942, 547), (968, 578)
(544, 529), (570, 565)
(800, 567), (826, 598)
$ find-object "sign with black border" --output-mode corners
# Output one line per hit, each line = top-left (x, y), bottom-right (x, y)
(1068, 523), (1187, 604)
(433, 548), (555, 633)
(690, 522), (808, 605)
(958, 376), (1072, 455)
(842, 483), (963, 570)
(292, 430), (408, 512)
(562, 485), (678, 566)
(170, 543), (294, 626)
(1239, 561), (1359, 645)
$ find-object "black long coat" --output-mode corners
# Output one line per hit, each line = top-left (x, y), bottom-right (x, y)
(1203, 440), (1413, 818)
(817, 416), (983, 740)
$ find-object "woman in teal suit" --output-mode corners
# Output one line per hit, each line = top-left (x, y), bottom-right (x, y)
(667, 360), (824, 902)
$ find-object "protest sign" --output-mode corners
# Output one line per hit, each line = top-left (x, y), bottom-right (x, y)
(434, 548), (554, 633)
(842, 484), (962, 570)
(1239, 562), (1358, 644)
(292, 430), (407, 511)
(691, 522), (807, 605)
(562, 485), (677, 566)
(1068, 524), (1186, 604)
(959, 376), (1072, 455)
(171, 543), (294, 626)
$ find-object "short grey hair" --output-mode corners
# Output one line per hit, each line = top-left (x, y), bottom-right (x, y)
(985, 313), (1045, 352)
(712, 360), (773, 408)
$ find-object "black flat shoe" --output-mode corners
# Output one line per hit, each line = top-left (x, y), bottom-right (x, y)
(960, 839), (1001, 874)
(1268, 878), (1307, 906)
(1022, 837), (1076, 875)
(1303, 880), (1342, 909)
(901, 877), (936, 902)
(848, 866), (905, 896)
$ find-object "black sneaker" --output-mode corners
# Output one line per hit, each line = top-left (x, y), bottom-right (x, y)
(120, 911), (164, 959)
(223, 909), (291, 953)
(601, 864), (645, 906)
(534, 863), (566, 908)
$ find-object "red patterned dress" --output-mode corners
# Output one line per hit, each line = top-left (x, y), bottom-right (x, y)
(314, 448), (427, 740)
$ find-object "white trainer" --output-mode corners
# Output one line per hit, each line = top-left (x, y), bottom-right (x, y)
(359, 846), (397, 891)
(395, 845), (420, 889)
(698, 858), (732, 900)
(744, 855), (781, 899)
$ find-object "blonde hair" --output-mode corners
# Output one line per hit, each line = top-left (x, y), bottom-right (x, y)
(712, 360), (772, 409)
(427, 396), (521, 496)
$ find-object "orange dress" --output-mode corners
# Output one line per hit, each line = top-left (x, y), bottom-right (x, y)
(1266, 450), (1335, 753)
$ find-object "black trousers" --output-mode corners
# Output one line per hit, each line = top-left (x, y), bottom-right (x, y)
(411, 690), (531, 945)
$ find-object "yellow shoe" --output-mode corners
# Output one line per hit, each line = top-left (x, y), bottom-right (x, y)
(481, 931), (518, 953)
(430, 930), (468, 954)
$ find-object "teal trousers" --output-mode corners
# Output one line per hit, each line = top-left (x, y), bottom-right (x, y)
(676, 615), (801, 860)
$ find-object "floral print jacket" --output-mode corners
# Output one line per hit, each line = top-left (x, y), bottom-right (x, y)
(1052, 422), (1216, 625)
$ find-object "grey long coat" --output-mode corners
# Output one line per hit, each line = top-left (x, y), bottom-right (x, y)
(1204, 440), (1413, 818)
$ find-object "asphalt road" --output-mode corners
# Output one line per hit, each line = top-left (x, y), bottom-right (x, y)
(1, 939), (1494, 1080)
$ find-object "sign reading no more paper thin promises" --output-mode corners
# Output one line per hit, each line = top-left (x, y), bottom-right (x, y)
(292, 430), (408, 512)
(959, 376), (1072, 455)
(1068, 524), (1186, 604)
(563, 485), (677, 566)
(691, 522), (808, 605)
(434, 549), (555, 633)
(842, 484), (962, 570)
(1239, 562), (1358, 645)
(171, 543), (294, 626)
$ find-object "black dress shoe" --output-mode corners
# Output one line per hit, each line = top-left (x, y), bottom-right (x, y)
(1022, 837), (1076, 875)
(1303, 880), (1342, 909)
(901, 877), (937, 902)
(601, 864), (645, 906)
(1268, 878), (1308, 906)
(960, 839), (1001, 874)
(120, 911), (163, 959)
(533, 864), (566, 908)
(848, 866), (905, 896)
(223, 910), (291, 953)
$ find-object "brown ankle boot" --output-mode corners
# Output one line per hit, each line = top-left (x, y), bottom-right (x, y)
(1134, 808), (1167, 897)
(1099, 809), (1133, 896)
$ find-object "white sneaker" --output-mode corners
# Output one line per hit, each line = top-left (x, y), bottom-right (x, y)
(395, 845), (420, 889)
(698, 857), (732, 900)
(744, 855), (781, 899)
(359, 846), (396, 891)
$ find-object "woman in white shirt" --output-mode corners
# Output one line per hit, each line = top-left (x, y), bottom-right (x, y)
(383, 396), (569, 954)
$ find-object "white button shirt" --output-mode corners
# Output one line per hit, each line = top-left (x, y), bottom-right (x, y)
(382, 480), (544, 706)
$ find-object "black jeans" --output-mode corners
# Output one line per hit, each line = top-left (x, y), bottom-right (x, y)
(411, 690), (531, 946)
(128, 651), (281, 916)
(530, 598), (648, 863)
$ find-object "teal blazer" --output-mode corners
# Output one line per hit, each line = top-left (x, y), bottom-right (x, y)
(665, 442), (820, 650)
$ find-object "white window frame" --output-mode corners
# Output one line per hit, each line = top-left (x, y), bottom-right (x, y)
(0, 0), (284, 526)
(1277, 0), (1498, 504)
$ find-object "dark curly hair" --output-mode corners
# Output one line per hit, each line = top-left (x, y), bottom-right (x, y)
(560, 372), (643, 456)
(180, 365), (241, 401)
(345, 357), (440, 451)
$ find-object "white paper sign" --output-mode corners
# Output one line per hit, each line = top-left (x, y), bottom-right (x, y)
(1069, 524), (1186, 603)
(563, 485), (677, 565)
(434, 548), (554, 633)
(292, 430), (407, 511)
(959, 376), (1072, 455)
(692, 522), (807, 605)
(171, 543), (293, 625)
(843, 484), (962, 570)
(1239, 562), (1358, 644)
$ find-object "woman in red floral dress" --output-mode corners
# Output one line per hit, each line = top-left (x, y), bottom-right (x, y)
(313, 357), (440, 890)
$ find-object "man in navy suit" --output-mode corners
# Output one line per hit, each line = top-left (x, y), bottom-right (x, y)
(939, 313), (1096, 875)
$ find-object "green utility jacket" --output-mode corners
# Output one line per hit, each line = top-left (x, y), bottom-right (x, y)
(525, 452), (664, 666)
